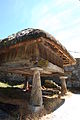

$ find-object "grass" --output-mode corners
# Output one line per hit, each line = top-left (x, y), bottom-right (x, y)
(13, 84), (24, 88)
(0, 81), (24, 88)
(0, 82), (11, 88)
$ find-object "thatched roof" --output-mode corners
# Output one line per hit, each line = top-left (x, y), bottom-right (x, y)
(0, 28), (56, 48)
(0, 28), (76, 66)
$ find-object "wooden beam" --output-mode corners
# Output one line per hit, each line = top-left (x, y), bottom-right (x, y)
(44, 38), (76, 65)
(38, 42), (63, 68)
(0, 60), (64, 77)
(45, 62), (64, 73)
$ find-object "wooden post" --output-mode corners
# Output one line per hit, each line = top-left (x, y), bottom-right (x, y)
(60, 76), (68, 95)
(30, 68), (43, 106)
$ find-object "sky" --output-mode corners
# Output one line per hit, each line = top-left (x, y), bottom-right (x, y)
(0, 0), (80, 58)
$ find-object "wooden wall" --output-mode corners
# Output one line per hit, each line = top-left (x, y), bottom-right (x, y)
(0, 38), (63, 68)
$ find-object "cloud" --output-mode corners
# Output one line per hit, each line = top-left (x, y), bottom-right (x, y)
(55, 0), (72, 6)
(56, 27), (80, 42)
(31, 7), (69, 32)
(35, 14), (62, 32)
(30, 0), (80, 58)
(56, 26), (80, 58)
(55, 0), (80, 7)
(72, 18), (80, 25)
(31, 2), (74, 32)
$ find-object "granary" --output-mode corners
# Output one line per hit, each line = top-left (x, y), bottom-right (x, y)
(0, 28), (76, 110)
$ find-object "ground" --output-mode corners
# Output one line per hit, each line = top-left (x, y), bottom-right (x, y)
(0, 83), (63, 120)
(0, 82), (80, 120)
(40, 93), (80, 120)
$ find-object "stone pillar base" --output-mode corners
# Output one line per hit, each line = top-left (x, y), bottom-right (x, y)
(28, 104), (44, 112)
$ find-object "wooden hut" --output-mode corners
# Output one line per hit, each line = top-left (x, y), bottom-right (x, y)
(0, 28), (76, 109)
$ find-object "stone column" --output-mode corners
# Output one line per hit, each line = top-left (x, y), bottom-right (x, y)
(30, 69), (43, 106)
(60, 76), (68, 95)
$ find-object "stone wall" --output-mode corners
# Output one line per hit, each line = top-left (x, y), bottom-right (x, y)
(65, 58), (80, 88)
(0, 72), (25, 86)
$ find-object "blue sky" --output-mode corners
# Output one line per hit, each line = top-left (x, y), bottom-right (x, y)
(0, 0), (80, 58)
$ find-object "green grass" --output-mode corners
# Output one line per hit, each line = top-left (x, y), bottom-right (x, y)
(0, 82), (11, 88)
(0, 82), (24, 88)
(13, 84), (24, 88)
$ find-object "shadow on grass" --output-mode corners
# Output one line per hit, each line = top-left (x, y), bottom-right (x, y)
(0, 102), (19, 119)
(0, 87), (30, 99)
(0, 87), (30, 119)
